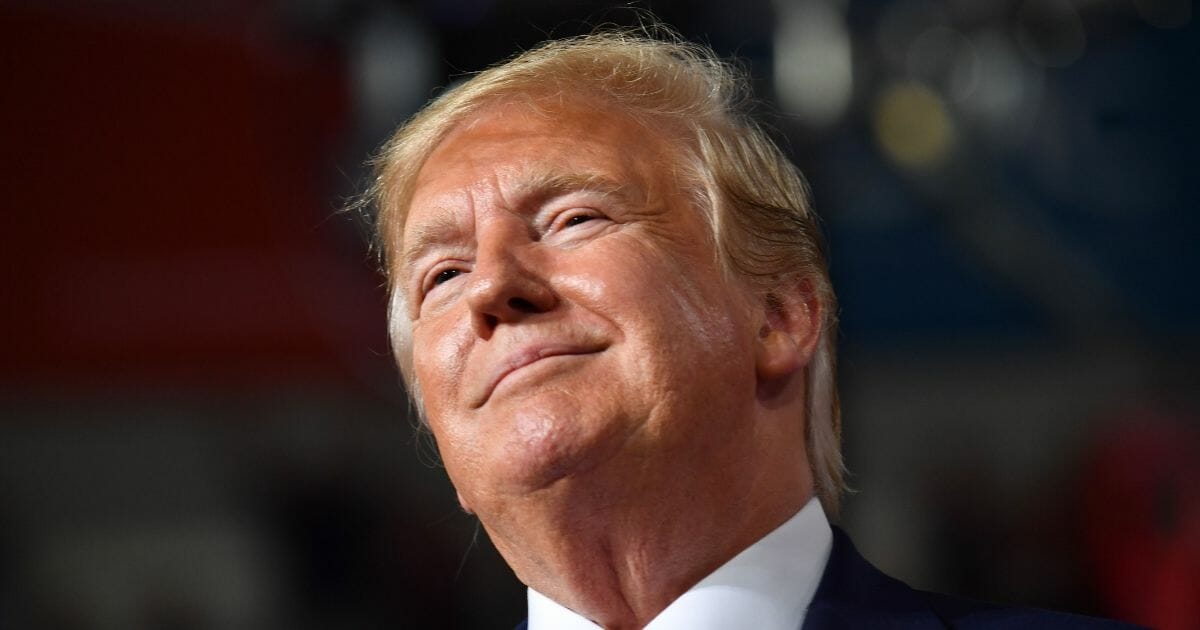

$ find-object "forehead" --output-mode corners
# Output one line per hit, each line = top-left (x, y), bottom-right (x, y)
(392, 100), (682, 283)
(409, 100), (667, 211)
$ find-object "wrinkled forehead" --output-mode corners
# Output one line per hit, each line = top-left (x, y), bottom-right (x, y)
(411, 99), (660, 193)
(411, 94), (689, 192)
(391, 97), (688, 271)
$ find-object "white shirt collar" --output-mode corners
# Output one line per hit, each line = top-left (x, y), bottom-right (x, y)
(527, 496), (832, 630)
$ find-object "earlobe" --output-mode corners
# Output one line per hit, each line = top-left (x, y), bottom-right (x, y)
(754, 280), (822, 381)
(756, 328), (802, 380)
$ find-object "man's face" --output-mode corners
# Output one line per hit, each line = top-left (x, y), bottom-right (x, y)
(394, 101), (764, 513)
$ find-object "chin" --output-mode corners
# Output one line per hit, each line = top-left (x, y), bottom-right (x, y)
(488, 400), (627, 496)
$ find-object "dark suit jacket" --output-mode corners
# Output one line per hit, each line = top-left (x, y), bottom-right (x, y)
(515, 527), (1142, 629)
(800, 527), (1141, 629)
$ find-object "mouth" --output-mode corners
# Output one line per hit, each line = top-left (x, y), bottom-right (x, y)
(472, 344), (604, 408)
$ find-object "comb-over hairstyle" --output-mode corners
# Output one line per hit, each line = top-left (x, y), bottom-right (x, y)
(364, 28), (846, 516)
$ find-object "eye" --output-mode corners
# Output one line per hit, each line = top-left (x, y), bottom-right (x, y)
(550, 208), (604, 233)
(421, 266), (465, 299)
(432, 268), (462, 286)
(540, 204), (611, 244)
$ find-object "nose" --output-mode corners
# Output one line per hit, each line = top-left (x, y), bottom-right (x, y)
(465, 237), (558, 336)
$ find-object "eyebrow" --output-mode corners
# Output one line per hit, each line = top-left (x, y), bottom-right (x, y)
(399, 209), (470, 279)
(512, 171), (635, 208)
(399, 170), (638, 277)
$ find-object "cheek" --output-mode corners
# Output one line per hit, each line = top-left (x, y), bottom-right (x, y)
(411, 316), (473, 415)
(590, 243), (744, 344)
(557, 245), (752, 401)
(409, 310), (483, 471)
(429, 425), (490, 507)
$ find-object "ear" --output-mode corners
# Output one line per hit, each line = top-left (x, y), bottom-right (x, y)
(755, 278), (823, 382)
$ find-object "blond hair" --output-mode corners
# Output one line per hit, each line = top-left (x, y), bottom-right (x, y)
(364, 29), (845, 516)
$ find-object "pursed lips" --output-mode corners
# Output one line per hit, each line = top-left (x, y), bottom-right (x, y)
(472, 342), (605, 408)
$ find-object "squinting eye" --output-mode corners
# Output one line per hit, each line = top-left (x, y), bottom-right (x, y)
(564, 214), (594, 227)
(432, 268), (462, 286)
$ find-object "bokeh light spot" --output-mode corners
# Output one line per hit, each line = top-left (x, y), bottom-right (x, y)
(774, 0), (854, 129)
(873, 81), (956, 170)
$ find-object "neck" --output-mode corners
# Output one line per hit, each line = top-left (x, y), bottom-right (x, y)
(481, 415), (814, 629)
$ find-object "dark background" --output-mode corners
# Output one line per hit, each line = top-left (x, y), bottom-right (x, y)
(2, 1), (1197, 628)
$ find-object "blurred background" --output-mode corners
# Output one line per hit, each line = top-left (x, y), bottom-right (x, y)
(2, 0), (1197, 628)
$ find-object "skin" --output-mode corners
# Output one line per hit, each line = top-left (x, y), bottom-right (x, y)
(393, 99), (823, 629)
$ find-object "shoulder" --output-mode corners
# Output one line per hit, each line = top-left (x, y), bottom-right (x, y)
(920, 590), (1143, 629)
(803, 527), (1144, 630)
